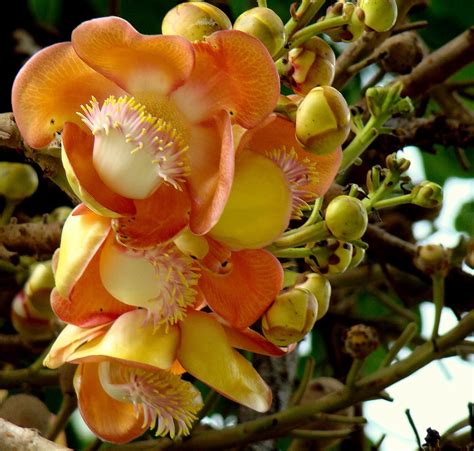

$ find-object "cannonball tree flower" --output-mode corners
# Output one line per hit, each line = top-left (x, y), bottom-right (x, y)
(12, 16), (280, 239)
(206, 114), (342, 249)
(52, 205), (283, 329)
(44, 309), (287, 443)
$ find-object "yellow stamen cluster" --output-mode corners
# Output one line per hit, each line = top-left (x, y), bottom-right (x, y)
(265, 147), (318, 219)
(99, 361), (203, 438)
(78, 96), (190, 190)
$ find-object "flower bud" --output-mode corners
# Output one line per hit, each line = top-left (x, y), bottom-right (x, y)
(305, 239), (353, 274)
(162, 2), (232, 41)
(411, 181), (443, 208)
(296, 273), (331, 320)
(24, 261), (55, 315)
(358, 0), (398, 32)
(11, 291), (53, 342)
(325, 2), (365, 43)
(0, 162), (38, 201)
(325, 195), (368, 241)
(262, 288), (318, 346)
(414, 244), (450, 277)
(344, 324), (379, 359)
(386, 153), (411, 174)
(233, 7), (286, 58)
(296, 86), (350, 155)
(286, 37), (336, 95)
(348, 244), (365, 268)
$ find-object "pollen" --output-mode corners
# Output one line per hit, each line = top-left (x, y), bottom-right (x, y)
(265, 147), (319, 219)
(78, 96), (190, 192)
(99, 361), (203, 438)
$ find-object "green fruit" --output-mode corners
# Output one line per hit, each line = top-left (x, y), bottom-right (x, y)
(325, 195), (368, 241)
(234, 7), (286, 58)
(359, 0), (398, 32)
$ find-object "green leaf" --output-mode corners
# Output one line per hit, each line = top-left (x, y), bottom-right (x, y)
(455, 200), (474, 235)
(28, 0), (62, 27)
(421, 146), (474, 186)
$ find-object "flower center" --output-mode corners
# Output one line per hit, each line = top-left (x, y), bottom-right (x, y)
(78, 96), (189, 199)
(265, 147), (318, 219)
(98, 361), (202, 438)
(100, 239), (200, 328)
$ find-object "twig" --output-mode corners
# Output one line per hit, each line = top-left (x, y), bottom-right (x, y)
(289, 357), (315, 407)
(0, 418), (70, 450)
(380, 322), (418, 368)
(0, 367), (58, 389)
(400, 27), (474, 98)
(405, 409), (422, 450)
(440, 417), (470, 443)
(46, 393), (77, 441)
(289, 428), (353, 439)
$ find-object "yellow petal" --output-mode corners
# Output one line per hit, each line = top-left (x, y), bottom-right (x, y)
(68, 310), (179, 370)
(209, 151), (292, 249)
(55, 206), (110, 297)
(44, 322), (109, 369)
(178, 311), (272, 412)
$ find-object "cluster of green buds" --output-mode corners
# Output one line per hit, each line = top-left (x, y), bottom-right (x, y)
(11, 260), (56, 342)
(262, 273), (331, 346)
(324, 1), (366, 43)
(365, 153), (443, 211)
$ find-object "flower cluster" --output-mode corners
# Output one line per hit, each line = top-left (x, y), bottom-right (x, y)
(12, 4), (342, 444)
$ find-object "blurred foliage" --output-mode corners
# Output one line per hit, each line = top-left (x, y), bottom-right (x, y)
(455, 200), (474, 235)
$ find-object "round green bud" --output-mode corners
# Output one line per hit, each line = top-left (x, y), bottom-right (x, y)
(297, 273), (331, 320)
(233, 7), (286, 58)
(358, 0), (398, 32)
(305, 239), (353, 275)
(286, 37), (336, 95)
(411, 181), (443, 208)
(296, 86), (351, 155)
(0, 162), (38, 201)
(325, 195), (368, 241)
(162, 2), (232, 41)
(262, 288), (318, 346)
(48, 206), (72, 223)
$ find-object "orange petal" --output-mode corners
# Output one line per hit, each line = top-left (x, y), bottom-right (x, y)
(113, 183), (190, 248)
(219, 320), (288, 357)
(178, 311), (272, 412)
(51, 243), (134, 327)
(199, 249), (283, 328)
(187, 111), (235, 235)
(75, 363), (146, 444)
(12, 42), (125, 148)
(54, 206), (110, 298)
(68, 310), (179, 371)
(62, 122), (136, 216)
(72, 17), (194, 96)
(171, 30), (279, 127)
(44, 322), (109, 369)
(238, 115), (341, 197)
